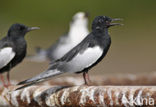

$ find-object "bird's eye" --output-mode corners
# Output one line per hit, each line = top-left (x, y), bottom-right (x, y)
(103, 16), (106, 18)
(106, 21), (110, 25)
(98, 19), (103, 23)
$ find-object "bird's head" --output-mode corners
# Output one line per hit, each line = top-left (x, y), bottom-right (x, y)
(70, 12), (89, 27)
(8, 23), (40, 37)
(92, 16), (122, 31)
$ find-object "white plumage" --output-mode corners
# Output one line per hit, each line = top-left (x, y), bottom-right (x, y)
(52, 12), (89, 59)
(66, 46), (103, 72)
(0, 47), (15, 69)
(28, 46), (103, 83)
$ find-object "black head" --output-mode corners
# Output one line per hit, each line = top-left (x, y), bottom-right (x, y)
(92, 16), (122, 31)
(8, 23), (39, 37)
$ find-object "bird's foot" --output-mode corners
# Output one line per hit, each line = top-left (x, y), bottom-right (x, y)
(7, 80), (12, 85)
(3, 84), (9, 88)
(83, 80), (93, 86)
(83, 72), (93, 86)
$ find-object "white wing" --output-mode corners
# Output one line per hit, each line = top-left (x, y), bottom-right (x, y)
(0, 47), (15, 69)
(64, 46), (103, 72)
(16, 47), (103, 86)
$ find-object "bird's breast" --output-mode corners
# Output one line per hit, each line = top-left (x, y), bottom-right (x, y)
(13, 39), (27, 63)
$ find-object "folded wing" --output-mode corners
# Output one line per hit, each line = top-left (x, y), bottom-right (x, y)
(0, 47), (15, 69)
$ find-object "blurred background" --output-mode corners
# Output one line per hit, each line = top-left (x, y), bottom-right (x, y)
(0, 0), (156, 81)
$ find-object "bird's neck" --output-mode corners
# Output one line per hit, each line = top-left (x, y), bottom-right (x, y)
(93, 28), (109, 36)
(70, 19), (88, 28)
(103, 28), (108, 35)
(7, 34), (26, 43)
(93, 28), (111, 51)
(68, 23), (89, 44)
(70, 22), (88, 31)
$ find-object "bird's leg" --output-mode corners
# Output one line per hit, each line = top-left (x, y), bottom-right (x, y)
(0, 74), (7, 87)
(6, 64), (12, 87)
(7, 72), (11, 86)
(83, 71), (90, 85)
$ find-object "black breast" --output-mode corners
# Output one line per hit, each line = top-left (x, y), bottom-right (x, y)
(86, 35), (111, 71)
(11, 38), (27, 67)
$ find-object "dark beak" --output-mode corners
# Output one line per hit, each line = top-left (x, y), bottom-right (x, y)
(111, 18), (123, 21)
(27, 27), (40, 32)
(109, 18), (123, 27)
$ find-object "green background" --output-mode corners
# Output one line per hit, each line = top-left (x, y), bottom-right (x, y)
(0, 0), (156, 80)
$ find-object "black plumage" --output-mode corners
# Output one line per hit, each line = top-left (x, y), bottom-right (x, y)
(0, 23), (39, 87)
(17, 16), (121, 90)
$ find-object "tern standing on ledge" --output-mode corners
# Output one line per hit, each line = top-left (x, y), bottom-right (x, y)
(0, 24), (39, 87)
(17, 16), (122, 89)
(29, 12), (89, 62)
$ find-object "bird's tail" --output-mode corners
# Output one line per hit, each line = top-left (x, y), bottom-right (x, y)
(16, 69), (63, 90)
(26, 46), (48, 62)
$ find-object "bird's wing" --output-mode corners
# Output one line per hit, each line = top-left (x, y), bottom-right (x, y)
(58, 46), (103, 72)
(0, 47), (15, 69)
(56, 34), (99, 63)
(58, 33), (69, 44)
(46, 33), (68, 59)
(50, 34), (103, 73)
(49, 33), (68, 50)
(17, 34), (103, 89)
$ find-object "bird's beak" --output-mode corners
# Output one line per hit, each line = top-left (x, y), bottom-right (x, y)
(27, 27), (40, 32)
(111, 18), (123, 21)
(108, 18), (123, 27)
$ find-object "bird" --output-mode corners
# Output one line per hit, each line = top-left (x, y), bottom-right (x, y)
(0, 23), (39, 87)
(28, 12), (89, 62)
(16, 16), (122, 90)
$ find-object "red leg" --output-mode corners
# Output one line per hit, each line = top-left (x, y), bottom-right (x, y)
(83, 72), (90, 85)
(7, 72), (11, 86)
(0, 74), (7, 87)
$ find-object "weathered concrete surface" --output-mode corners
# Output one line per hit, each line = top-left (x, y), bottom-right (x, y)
(1, 73), (156, 107)
(0, 85), (156, 107)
